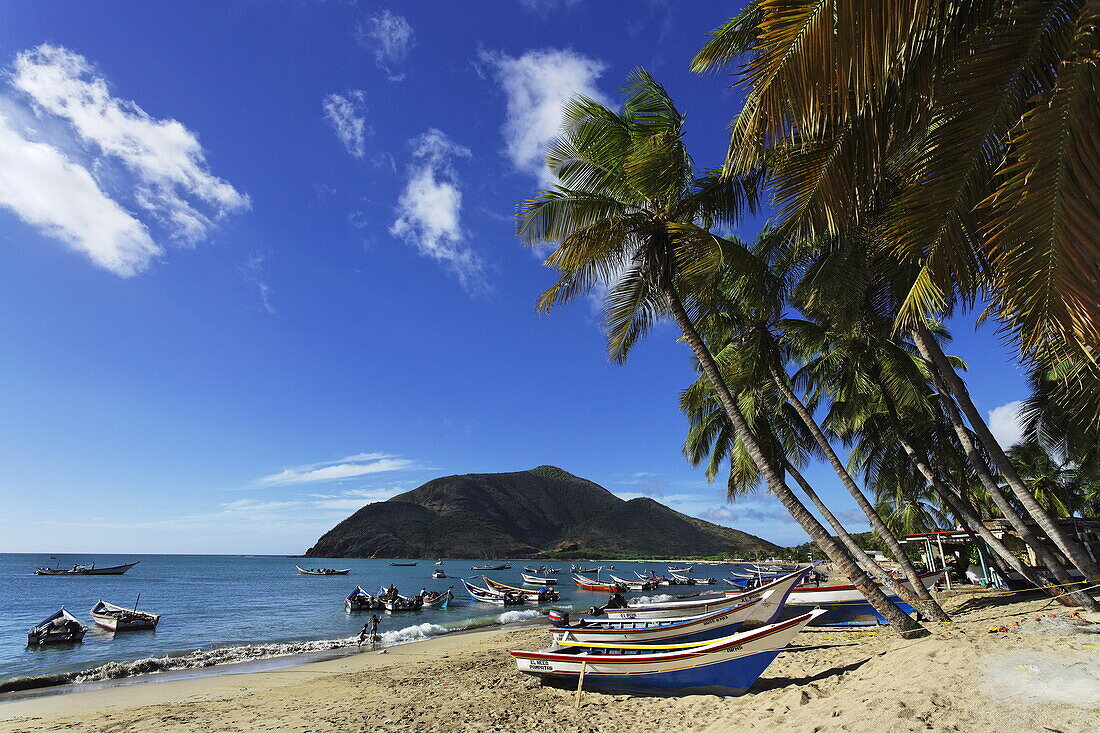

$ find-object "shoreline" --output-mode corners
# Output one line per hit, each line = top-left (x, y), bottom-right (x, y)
(1, 591), (1096, 732)
(0, 613), (550, 703)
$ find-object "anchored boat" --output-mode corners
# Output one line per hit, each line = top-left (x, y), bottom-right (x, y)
(90, 599), (160, 632)
(27, 609), (86, 645)
(296, 566), (351, 575)
(34, 561), (139, 576)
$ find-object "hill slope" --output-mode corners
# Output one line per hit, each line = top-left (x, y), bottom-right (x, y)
(304, 465), (778, 558)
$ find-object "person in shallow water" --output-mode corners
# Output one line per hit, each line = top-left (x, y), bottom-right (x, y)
(358, 614), (381, 648)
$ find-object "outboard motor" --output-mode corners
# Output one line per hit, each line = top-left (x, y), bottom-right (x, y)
(547, 609), (569, 625)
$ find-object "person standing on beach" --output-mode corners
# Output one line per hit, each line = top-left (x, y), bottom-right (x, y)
(368, 613), (380, 645)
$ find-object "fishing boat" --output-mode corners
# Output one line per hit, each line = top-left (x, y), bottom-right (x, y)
(461, 578), (525, 605)
(435, 560), (444, 565)
(27, 609), (86, 645)
(432, 569), (447, 579)
(345, 586), (382, 611)
(732, 569), (948, 626)
(524, 566), (559, 574)
(573, 574), (627, 593)
(666, 565), (693, 574)
(669, 571), (716, 585)
(601, 565), (816, 620)
(471, 564), (512, 571)
(520, 572), (557, 585)
(296, 566), (351, 575)
(570, 565), (599, 573)
(549, 595), (772, 645)
(34, 561), (139, 576)
(389, 562), (418, 567)
(422, 588), (454, 608)
(483, 577), (560, 602)
(511, 609), (825, 696)
(635, 571), (673, 586)
(608, 574), (658, 591)
(90, 599), (160, 631)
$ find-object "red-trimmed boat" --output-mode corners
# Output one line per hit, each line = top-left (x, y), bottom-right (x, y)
(511, 609), (826, 696)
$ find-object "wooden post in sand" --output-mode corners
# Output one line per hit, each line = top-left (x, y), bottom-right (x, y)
(573, 661), (588, 708)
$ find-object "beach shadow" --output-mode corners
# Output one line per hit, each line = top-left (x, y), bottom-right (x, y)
(948, 589), (1047, 615)
(749, 657), (871, 693)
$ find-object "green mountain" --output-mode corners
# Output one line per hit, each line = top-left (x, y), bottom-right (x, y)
(304, 465), (779, 559)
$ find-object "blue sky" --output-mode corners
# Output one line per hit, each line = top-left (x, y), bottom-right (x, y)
(0, 1), (1030, 554)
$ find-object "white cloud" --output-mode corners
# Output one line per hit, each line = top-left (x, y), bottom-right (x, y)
(323, 91), (368, 158)
(11, 45), (248, 245)
(0, 113), (160, 275)
(356, 10), (414, 81)
(390, 129), (486, 292)
(988, 400), (1025, 449)
(239, 251), (275, 314)
(519, 0), (581, 12)
(253, 453), (415, 487)
(480, 48), (608, 185)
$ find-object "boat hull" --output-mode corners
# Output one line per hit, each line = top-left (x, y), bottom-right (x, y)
(513, 610), (823, 697)
(735, 570), (946, 627)
(551, 598), (764, 645)
(35, 561), (139, 576)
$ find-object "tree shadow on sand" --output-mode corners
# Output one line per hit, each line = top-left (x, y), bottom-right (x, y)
(749, 656), (872, 693)
(946, 589), (1049, 616)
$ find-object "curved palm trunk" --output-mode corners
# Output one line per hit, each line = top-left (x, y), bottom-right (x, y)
(765, 360), (951, 621)
(916, 344), (1099, 609)
(912, 323), (1100, 582)
(666, 291), (929, 637)
(879, 388), (1095, 608)
(784, 460), (942, 616)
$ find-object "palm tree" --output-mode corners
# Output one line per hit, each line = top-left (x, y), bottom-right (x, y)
(693, 1), (1100, 584)
(683, 264), (950, 619)
(681, 364), (945, 618)
(516, 69), (928, 636)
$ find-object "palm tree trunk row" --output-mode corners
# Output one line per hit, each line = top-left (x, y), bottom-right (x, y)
(783, 461), (945, 618)
(879, 384), (1098, 609)
(666, 289), (930, 637)
(911, 323), (1100, 583)
(765, 359), (952, 621)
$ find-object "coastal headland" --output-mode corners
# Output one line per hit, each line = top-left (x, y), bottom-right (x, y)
(2, 591), (1095, 732)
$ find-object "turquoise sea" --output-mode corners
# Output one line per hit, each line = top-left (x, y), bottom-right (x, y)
(0, 553), (742, 688)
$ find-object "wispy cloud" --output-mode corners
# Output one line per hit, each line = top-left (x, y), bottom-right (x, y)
(0, 44), (246, 275)
(390, 129), (486, 292)
(355, 9), (414, 81)
(323, 90), (368, 158)
(479, 48), (608, 186)
(252, 452), (415, 487)
(988, 400), (1025, 449)
(239, 251), (275, 314)
(518, 0), (581, 13)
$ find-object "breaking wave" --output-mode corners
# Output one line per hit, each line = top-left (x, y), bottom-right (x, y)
(497, 609), (543, 624)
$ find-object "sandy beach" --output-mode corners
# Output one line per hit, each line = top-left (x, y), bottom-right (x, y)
(2, 591), (1097, 733)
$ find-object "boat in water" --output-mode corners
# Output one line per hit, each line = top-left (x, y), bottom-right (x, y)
(608, 574), (658, 591)
(90, 599), (160, 632)
(471, 563), (512, 571)
(296, 566), (351, 575)
(345, 586), (382, 611)
(523, 566), (559, 574)
(389, 562), (418, 567)
(27, 609), (86, 645)
(670, 571), (716, 585)
(483, 577), (560, 602)
(520, 572), (557, 585)
(461, 578), (526, 606)
(572, 574), (627, 593)
(432, 569), (447, 579)
(511, 609), (825, 696)
(667, 566), (693, 574)
(34, 561), (139, 576)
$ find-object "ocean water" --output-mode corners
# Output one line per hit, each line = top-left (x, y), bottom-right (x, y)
(0, 554), (741, 686)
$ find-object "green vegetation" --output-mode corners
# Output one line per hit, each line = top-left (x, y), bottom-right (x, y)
(513, 1), (1100, 632)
